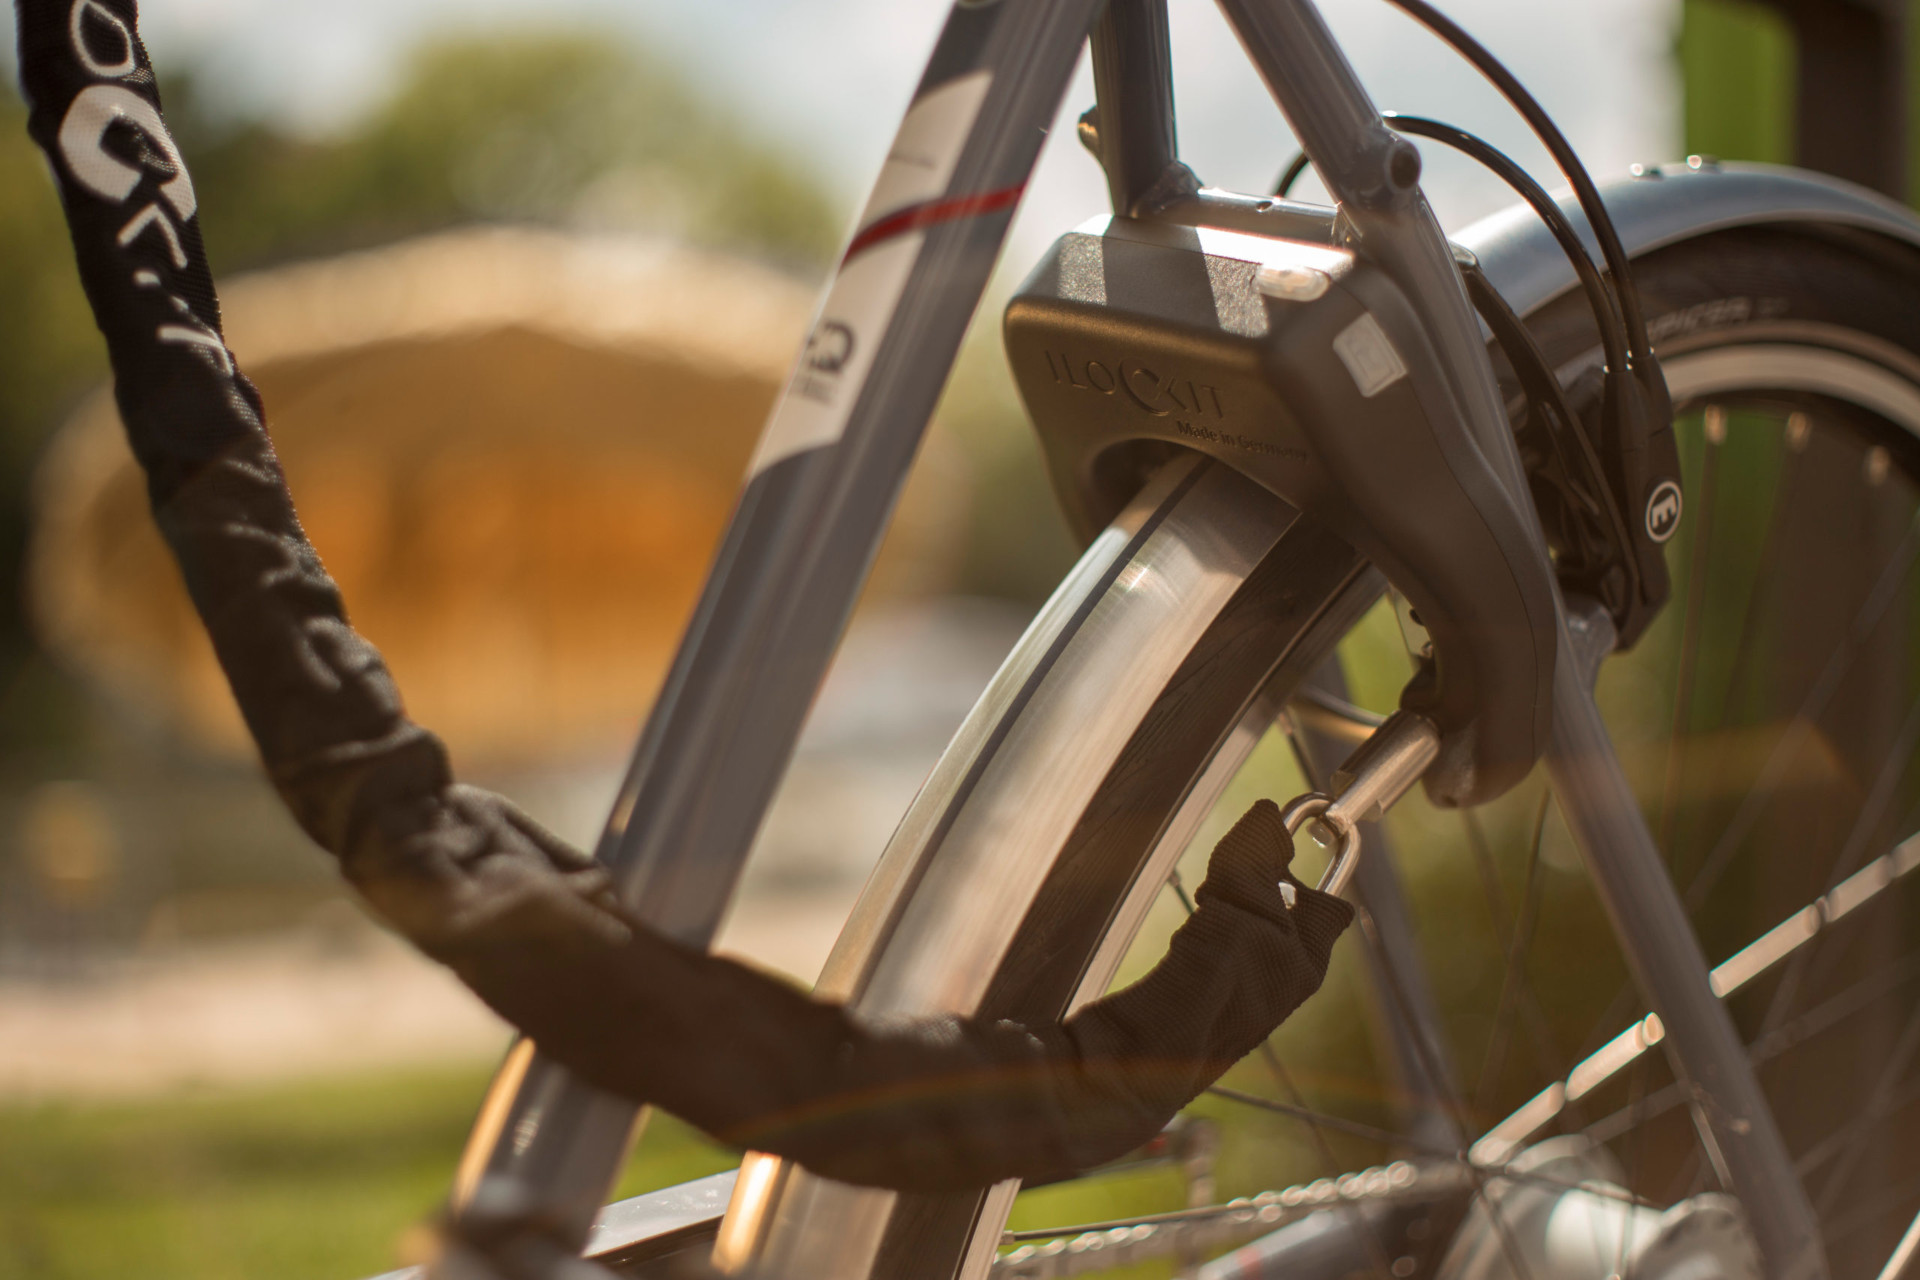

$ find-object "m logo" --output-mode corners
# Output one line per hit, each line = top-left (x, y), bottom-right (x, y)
(1645, 479), (1683, 543)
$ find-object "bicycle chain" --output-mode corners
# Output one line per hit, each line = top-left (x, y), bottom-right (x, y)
(991, 1159), (1466, 1277)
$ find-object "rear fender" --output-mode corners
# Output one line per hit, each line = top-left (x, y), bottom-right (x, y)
(1461, 160), (1920, 320)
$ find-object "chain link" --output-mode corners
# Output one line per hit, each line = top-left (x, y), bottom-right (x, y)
(991, 1159), (1465, 1277)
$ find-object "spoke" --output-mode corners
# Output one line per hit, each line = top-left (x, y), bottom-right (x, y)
(1583, 1076), (1685, 1149)
(1616, 1052), (1655, 1280)
(1758, 692), (1920, 1041)
(1473, 790), (1554, 1118)
(1669, 423), (1804, 888)
(1462, 809), (1570, 1116)
(1494, 832), (1920, 1154)
(1875, 1208), (1920, 1280)
(1209, 1084), (1410, 1150)
(1583, 941), (1920, 1148)
(1167, 866), (1197, 916)
(1798, 1076), (1920, 1179)
(1659, 1147), (1707, 1208)
(1655, 406), (1723, 863)
(1463, 810), (1511, 927)
(1681, 507), (1920, 914)
(1825, 1171), (1920, 1254)
(1253, 1045), (1400, 1279)
(1282, 707), (1328, 790)
(1344, 902), (1543, 1280)
(1173, 839), (1398, 1280)
(1815, 1002), (1920, 1217)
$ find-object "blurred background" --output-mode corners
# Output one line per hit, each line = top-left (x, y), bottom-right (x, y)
(0, 1), (1914, 1278)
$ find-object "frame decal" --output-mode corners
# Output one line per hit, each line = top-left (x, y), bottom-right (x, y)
(749, 71), (997, 476)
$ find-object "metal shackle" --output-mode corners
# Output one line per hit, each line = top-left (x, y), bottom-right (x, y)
(1278, 791), (1362, 900)
(1275, 710), (1441, 902)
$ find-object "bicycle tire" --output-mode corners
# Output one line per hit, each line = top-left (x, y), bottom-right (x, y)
(709, 222), (1920, 1280)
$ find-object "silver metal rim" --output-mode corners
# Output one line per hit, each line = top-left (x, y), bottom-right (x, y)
(1661, 340), (1920, 437)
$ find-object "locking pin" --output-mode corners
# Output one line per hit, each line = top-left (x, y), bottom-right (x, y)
(1277, 709), (1440, 899)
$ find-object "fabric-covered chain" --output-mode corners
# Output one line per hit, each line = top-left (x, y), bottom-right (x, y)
(15, 0), (1353, 1195)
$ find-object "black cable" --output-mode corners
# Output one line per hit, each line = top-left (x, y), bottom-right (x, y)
(1459, 256), (1643, 608)
(1380, 110), (1643, 604)
(1376, 0), (1654, 375)
(1382, 113), (1628, 390)
(1275, 151), (1313, 198)
(1277, 116), (1635, 590)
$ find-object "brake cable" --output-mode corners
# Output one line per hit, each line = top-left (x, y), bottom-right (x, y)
(1381, 113), (1646, 611)
(1381, 114), (1626, 384)
(1273, 4), (1678, 640)
(1274, 152), (1315, 200)
(1458, 252), (1645, 610)
(1375, 0), (1654, 373)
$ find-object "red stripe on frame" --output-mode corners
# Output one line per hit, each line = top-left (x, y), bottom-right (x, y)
(842, 183), (1027, 262)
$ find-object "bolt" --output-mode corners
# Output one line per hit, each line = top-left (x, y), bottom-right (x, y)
(1257, 263), (1331, 302)
(1388, 139), (1422, 190)
(1077, 107), (1100, 158)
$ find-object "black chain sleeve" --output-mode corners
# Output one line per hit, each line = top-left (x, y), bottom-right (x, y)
(15, 0), (1352, 1194)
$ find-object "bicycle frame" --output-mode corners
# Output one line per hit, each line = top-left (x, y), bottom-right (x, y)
(441, 2), (1828, 1278)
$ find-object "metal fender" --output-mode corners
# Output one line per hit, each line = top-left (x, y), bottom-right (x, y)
(1458, 160), (1920, 318)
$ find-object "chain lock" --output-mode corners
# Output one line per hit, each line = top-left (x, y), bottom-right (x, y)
(1278, 709), (1440, 898)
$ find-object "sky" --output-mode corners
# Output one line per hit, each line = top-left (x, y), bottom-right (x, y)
(5, 0), (1684, 256)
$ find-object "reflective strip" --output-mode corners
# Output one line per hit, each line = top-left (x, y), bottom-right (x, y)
(1710, 907), (1820, 997)
(1876, 1208), (1920, 1280)
(1470, 1083), (1565, 1167)
(1568, 1014), (1663, 1101)
(1476, 832), (1920, 1159)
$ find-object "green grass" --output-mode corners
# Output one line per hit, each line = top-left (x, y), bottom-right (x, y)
(0, 1064), (738, 1280)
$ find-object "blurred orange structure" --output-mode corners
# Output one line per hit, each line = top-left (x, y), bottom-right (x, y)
(28, 228), (966, 768)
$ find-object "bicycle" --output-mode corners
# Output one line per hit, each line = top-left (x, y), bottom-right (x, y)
(27, 0), (1920, 1276)
(420, 0), (1920, 1274)
(389, 0), (1920, 1272)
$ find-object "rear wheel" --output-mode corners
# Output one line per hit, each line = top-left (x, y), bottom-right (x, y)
(709, 224), (1920, 1280)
